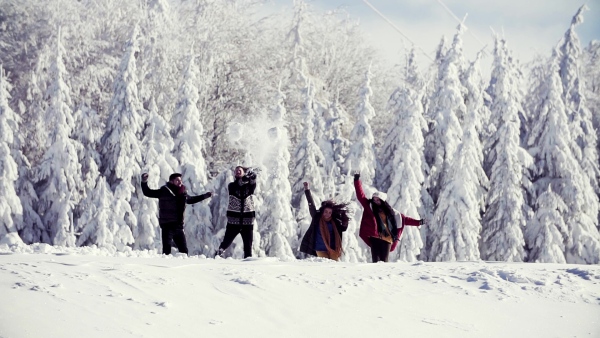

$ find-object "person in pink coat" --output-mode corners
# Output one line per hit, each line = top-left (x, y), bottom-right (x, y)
(353, 172), (424, 263)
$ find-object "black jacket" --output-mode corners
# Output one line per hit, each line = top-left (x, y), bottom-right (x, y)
(141, 181), (210, 228)
(299, 189), (348, 256)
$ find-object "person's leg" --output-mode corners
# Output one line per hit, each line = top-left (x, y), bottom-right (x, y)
(161, 227), (173, 255)
(370, 237), (390, 263)
(172, 228), (189, 254)
(217, 224), (241, 256)
(240, 225), (254, 258)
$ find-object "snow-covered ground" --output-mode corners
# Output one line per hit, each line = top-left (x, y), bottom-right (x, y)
(1, 242), (599, 338)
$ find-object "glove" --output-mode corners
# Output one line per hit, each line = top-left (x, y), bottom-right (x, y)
(205, 192), (213, 198)
(141, 173), (149, 182)
(354, 173), (360, 181)
(246, 170), (257, 180)
(419, 219), (425, 225)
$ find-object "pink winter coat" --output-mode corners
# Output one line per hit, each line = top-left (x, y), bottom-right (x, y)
(354, 178), (421, 252)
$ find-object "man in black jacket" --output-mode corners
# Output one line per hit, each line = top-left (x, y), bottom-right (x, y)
(141, 172), (212, 255)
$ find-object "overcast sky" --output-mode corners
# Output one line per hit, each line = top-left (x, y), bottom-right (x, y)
(269, 0), (600, 69)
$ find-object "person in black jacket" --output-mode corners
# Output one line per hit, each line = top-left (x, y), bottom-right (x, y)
(215, 166), (258, 258)
(141, 172), (212, 255)
(299, 181), (350, 261)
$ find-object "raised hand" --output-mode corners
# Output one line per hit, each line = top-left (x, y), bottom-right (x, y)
(303, 182), (310, 190)
(141, 173), (149, 182)
(353, 171), (360, 181)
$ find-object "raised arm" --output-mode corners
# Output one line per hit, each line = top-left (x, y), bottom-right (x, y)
(353, 173), (370, 208)
(303, 182), (317, 218)
(186, 192), (212, 204)
(141, 173), (161, 198)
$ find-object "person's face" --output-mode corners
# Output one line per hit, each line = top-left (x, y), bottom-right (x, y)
(322, 208), (333, 220)
(234, 167), (245, 178)
(373, 196), (382, 205)
(170, 177), (183, 187)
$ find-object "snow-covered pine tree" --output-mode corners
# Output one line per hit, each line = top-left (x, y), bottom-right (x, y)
(259, 86), (296, 259)
(328, 96), (351, 180)
(291, 77), (325, 253)
(0, 66), (23, 239)
(99, 25), (144, 250)
(385, 82), (427, 262)
(72, 105), (107, 247)
(136, 98), (175, 252)
(346, 67), (377, 186)
(525, 186), (567, 263)
(76, 175), (116, 251)
(35, 28), (83, 247)
(207, 168), (233, 255)
(527, 51), (600, 264)
(429, 51), (488, 262)
(482, 36), (532, 262)
(171, 53), (213, 256)
(558, 5), (599, 194)
(377, 48), (424, 192)
(422, 25), (468, 260)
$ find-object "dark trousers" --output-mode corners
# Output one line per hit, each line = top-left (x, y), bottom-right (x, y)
(370, 237), (391, 263)
(161, 226), (188, 255)
(219, 224), (254, 258)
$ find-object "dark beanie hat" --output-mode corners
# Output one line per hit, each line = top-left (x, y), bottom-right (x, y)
(169, 173), (182, 181)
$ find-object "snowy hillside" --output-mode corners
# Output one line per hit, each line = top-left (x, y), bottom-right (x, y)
(1, 243), (599, 338)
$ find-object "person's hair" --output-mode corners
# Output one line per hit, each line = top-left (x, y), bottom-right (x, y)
(320, 200), (351, 224)
(371, 198), (393, 215)
(234, 166), (250, 173)
(169, 173), (182, 181)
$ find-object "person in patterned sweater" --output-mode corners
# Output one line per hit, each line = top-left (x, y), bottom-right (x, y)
(215, 166), (257, 258)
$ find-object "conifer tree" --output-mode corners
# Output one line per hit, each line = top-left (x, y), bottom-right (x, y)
(346, 68), (377, 186)
(385, 83), (426, 262)
(525, 186), (567, 263)
(171, 54), (213, 255)
(527, 52), (600, 264)
(0, 66), (23, 239)
(99, 25), (144, 249)
(259, 87), (296, 259)
(558, 5), (599, 193)
(35, 28), (83, 246)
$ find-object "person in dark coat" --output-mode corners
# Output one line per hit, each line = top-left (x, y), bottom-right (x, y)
(215, 166), (257, 259)
(354, 172), (424, 263)
(299, 181), (350, 261)
(141, 172), (212, 255)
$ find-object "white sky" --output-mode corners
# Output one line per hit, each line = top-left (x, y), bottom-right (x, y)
(269, 0), (600, 68)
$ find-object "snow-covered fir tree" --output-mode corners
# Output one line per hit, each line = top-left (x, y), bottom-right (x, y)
(291, 78), (325, 251)
(135, 98), (175, 251)
(377, 48), (425, 193)
(429, 52), (488, 262)
(557, 5), (599, 193)
(527, 51), (600, 264)
(423, 25), (467, 259)
(525, 186), (567, 263)
(291, 78), (325, 207)
(0, 66), (23, 239)
(259, 87), (296, 259)
(481, 36), (532, 262)
(384, 82), (426, 262)
(327, 96), (351, 180)
(99, 25), (145, 249)
(76, 175), (116, 250)
(171, 54), (213, 255)
(346, 67), (377, 186)
(35, 28), (83, 246)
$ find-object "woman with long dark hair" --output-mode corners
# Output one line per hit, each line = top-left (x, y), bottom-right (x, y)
(354, 172), (424, 263)
(299, 182), (351, 261)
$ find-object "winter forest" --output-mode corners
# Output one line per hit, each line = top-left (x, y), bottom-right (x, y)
(0, 0), (599, 264)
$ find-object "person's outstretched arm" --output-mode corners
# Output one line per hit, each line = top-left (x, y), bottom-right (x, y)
(187, 192), (212, 204)
(303, 182), (317, 218)
(141, 173), (161, 198)
(353, 172), (369, 208)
